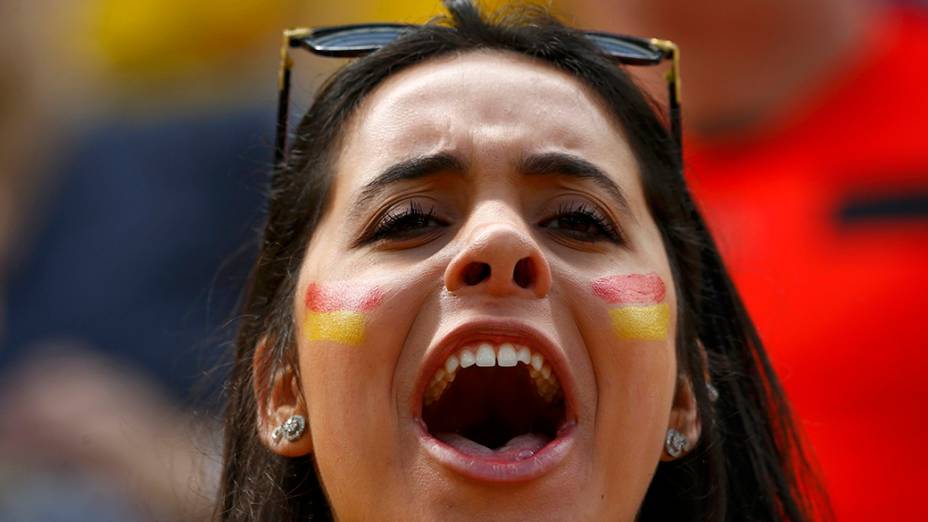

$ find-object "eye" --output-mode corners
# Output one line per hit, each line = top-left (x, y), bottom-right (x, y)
(538, 202), (622, 244)
(365, 201), (449, 243)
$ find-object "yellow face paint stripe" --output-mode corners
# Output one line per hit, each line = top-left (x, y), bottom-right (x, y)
(306, 311), (366, 346)
(608, 303), (670, 341)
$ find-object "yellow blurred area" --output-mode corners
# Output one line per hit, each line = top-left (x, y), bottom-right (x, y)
(307, 0), (448, 24)
(85, 0), (295, 77)
(79, 0), (524, 84)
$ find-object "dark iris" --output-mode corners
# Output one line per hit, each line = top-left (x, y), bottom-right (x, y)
(367, 202), (448, 242)
(540, 203), (621, 243)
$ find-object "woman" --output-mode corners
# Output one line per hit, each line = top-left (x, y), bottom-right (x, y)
(216, 1), (828, 520)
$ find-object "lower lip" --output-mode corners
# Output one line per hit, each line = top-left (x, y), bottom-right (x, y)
(415, 419), (577, 483)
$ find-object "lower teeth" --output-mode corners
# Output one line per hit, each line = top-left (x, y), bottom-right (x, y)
(427, 369), (560, 405)
(435, 432), (551, 457)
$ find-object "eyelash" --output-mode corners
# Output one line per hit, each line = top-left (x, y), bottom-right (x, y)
(362, 201), (621, 246)
(366, 201), (448, 243)
(539, 202), (622, 244)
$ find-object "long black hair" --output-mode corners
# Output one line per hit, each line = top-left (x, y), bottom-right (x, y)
(216, 1), (829, 520)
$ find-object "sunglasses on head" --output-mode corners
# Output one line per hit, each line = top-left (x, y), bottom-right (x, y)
(275, 23), (681, 168)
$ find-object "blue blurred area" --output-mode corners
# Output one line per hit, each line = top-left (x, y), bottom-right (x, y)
(1, 471), (146, 522)
(1, 108), (272, 407)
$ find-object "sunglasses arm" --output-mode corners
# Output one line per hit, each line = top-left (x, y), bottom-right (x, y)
(275, 28), (312, 167)
(649, 38), (683, 163)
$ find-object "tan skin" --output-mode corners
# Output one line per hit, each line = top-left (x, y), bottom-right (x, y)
(256, 51), (700, 521)
(571, 0), (875, 138)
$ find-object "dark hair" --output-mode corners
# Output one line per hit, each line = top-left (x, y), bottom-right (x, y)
(216, 1), (829, 520)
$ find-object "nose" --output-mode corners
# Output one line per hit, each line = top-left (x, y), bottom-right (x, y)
(444, 222), (552, 298)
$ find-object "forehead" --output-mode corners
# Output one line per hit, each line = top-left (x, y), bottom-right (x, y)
(336, 50), (638, 191)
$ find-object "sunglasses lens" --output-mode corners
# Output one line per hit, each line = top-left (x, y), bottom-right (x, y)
(306, 25), (664, 64)
(307, 26), (412, 55)
(585, 34), (663, 65)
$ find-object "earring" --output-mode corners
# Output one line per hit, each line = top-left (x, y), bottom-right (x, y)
(706, 383), (720, 402)
(665, 428), (689, 458)
(272, 414), (306, 444)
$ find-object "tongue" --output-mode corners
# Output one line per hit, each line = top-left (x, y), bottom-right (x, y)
(435, 432), (550, 461)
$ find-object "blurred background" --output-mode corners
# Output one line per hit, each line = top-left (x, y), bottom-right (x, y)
(0, 0), (925, 520)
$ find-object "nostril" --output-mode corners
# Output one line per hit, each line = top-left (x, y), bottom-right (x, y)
(513, 258), (535, 289)
(463, 262), (491, 286)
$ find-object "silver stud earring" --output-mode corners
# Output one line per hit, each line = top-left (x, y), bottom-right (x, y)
(665, 428), (689, 458)
(272, 414), (306, 444)
(706, 383), (720, 402)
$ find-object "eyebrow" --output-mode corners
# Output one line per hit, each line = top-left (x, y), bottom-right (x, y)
(351, 152), (467, 219)
(519, 152), (633, 218)
(349, 150), (632, 220)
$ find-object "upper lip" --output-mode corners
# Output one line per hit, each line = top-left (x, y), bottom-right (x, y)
(410, 318), (578, 423)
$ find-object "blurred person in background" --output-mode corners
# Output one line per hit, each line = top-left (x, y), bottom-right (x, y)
(0, 0), (293, 519)
(570, 0), (928, 519)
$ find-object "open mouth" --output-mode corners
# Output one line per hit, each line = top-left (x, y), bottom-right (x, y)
(416, 334), (576, 481)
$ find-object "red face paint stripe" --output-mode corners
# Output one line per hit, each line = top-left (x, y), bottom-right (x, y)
(305, 282), (385, 312)
(592, 273), (665, 305)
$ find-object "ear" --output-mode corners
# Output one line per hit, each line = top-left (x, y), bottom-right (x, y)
(253, 338), (313, 457)
(661, 342), (707, 462)
(697, 339), (715, 395)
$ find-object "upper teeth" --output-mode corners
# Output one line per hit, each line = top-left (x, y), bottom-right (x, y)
(425, 342), (561, 406)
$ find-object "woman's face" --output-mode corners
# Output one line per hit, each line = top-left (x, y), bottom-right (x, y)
(288, 51), (686, 520)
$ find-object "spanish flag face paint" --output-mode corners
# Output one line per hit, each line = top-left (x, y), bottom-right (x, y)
(304, 282), (384, 346)
(592, 273), (670, 341)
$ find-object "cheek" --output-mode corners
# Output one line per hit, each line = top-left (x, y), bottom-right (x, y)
(576, 272), (677, 504)
(607, 305), (670, 341)
(301, 349), (397, 518)
(294, 278), (426, 515)
(585, 272), (677, 412)
(303, 282), (385, 346)
(592, 273), (670, 341)
(298, 281), (401, 424)
(299, 281), (392, 437)
(595, 345), (674, 509)
(296, 275), (432, 417)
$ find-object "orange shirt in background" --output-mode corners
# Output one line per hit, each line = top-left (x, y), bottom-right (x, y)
(686, 8), (928, 520)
